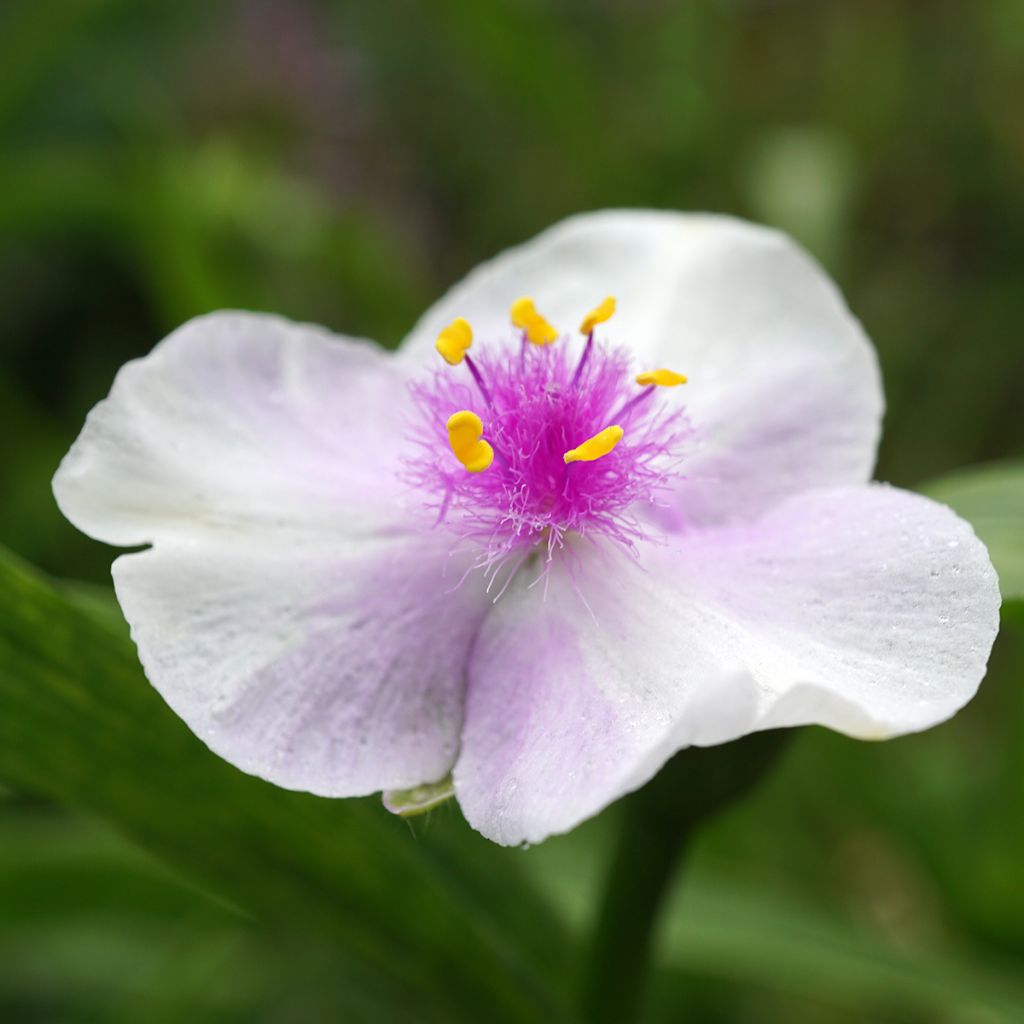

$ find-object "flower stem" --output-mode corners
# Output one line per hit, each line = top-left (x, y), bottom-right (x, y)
(580, 730), (792, 1024)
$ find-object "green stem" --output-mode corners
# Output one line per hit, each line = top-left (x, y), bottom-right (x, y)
(581, 730), (792, 1024)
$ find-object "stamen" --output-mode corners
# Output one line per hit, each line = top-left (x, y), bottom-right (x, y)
(510, 296), (558, 346)
(435, 317), (473, 365)
(570, 334), (593, 388)
(635, 368), (687, 387)
(563, 424), (624, 464)
(463, 354), (493, 406)
(609, 369), (686, 422)
(447, 410), (494, 473)
(579, 295), (616, 335)
(609, 386), (655, 423)
(572, 295), (617, 386)
(509, 296), (535, 327)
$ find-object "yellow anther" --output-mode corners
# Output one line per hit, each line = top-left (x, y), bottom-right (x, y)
(510, 296), (558, 346)
(446, 410), (494, 473)
(436, 317), (473, 366)
(579, 295), (616, 335)
(635, 368), (688, 387)
(563, 424), (624, 465)
(509, 296), (537, 329)
(529, 318), (558, 345)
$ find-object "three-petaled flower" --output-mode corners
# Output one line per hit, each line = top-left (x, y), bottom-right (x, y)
(54, 211), (1001, 846)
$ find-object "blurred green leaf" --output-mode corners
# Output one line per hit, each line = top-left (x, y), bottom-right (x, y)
(742, 127), (856, 269)
(0, 545), (571, 1023)
(651, 877), (1024, 1023)
(0, 0), (126, 132)
(921, 460), (1024, 601)
(0, 809), (485, 1023)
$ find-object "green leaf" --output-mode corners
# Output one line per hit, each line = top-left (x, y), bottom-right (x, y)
(0, 810), (458, 1023)
(0, 0), (126, 133)
(654, 878), (1024, 1021)
(0, 546), (571, 1023)
(920, 459), (1024, 601)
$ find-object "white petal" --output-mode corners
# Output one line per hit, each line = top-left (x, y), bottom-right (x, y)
(454, 484), (998, 846)
(54, 311), (412, 547)
(400, 210), (883, 524)
(690, 484), (1001, 736)
(113, 533), (490, 796)
(453, 551), (761, 847)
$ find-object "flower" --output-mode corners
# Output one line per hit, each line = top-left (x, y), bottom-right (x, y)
(53, 211), (1001, 846)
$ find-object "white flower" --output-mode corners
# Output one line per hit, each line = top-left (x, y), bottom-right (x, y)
(53, 211), (1001, 846)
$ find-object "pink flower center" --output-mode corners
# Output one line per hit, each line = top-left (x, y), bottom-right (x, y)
(405, 300), (692, 586)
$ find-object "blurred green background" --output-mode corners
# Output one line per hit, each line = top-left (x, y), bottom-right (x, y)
(1, 1), (1022, 1021)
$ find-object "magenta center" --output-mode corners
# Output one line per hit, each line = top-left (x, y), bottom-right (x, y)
(406, 334), (691, 576)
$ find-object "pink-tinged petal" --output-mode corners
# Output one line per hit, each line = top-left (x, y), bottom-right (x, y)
(453, 553), (763, 847)
(684, 485), (1000, 736)
(113, 533), (490, 796)
(400, 211), (882, 525)
(54, 311), (412, 547)
(455, 485), (998, 846)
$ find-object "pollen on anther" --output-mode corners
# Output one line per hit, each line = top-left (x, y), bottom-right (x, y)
(446, 409), (494, 473)
(436, 317), (473, 365)
(563, 424), (624, 464)
(510, 296), (558, 346)
(635, 368), (687, 387)
(579, 295), (616, 335)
